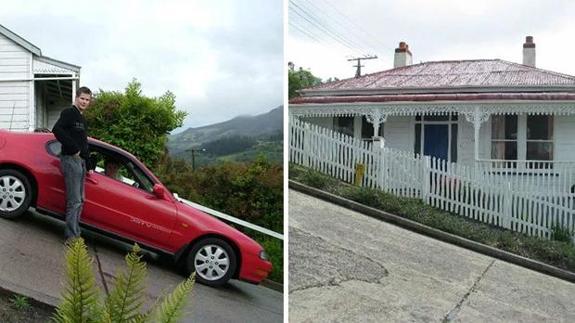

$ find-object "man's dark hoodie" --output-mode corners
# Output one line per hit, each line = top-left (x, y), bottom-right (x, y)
(52, 105), (89, 162)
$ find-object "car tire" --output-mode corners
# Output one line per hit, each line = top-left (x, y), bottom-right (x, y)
(187, 237), (237, 287)
(0, 169), (32, 219)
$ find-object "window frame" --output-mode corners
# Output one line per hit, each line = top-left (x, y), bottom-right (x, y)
(490, 114), (554, 163)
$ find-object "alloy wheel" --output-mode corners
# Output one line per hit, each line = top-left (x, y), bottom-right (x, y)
(0, 175), (26, 212)
(194, 244), (230, 281)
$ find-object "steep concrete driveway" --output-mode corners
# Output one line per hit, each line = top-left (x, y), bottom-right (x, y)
(0, 210), (282, 323)
(289, 189), (575, 322)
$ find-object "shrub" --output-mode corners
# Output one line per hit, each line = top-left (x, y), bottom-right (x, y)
(550, 225), (573, 243)
(53, 238), (195, 322)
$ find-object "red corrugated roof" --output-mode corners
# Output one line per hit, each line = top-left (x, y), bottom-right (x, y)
(305, 59), (575, 92)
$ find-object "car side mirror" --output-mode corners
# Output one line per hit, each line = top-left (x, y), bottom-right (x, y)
(153, 184), (167, 199)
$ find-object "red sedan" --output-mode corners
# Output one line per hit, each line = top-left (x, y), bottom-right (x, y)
(0, 129), (272, 286)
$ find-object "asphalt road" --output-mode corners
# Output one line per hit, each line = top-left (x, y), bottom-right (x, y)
(0, 209), (283, 323)
(289, 189), (575, 322)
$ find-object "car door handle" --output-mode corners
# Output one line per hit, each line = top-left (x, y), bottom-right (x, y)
(86, 177), (98, 184)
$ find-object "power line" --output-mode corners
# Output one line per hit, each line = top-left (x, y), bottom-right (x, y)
(289, 2), (365, 55)
(319, 0), (393, 54)
(288, 20), (322, 43)
(290, 0), (389, 56)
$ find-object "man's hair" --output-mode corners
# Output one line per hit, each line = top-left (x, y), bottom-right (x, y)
(76, 86), (92, 98)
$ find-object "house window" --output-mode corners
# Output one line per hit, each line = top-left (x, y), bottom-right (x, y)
(333, 117), (354, 137)
(491, 114), (553, 162)
(527, 115), (553, 160)
(491, 115), (518, 160)
(361, 116), (384, 139)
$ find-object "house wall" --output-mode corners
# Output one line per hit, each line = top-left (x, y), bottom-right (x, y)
(555, 115), (575, 161)
(383, 116), (413, 151)
(301, 116), (333, 129)
(0, 32), (32, 131)
(34, 81), (45, 128)
(297, 113), (574, 164)
(46, 97), (70, 129)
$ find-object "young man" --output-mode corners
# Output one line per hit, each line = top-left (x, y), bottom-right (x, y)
(52, 87), (92, 240)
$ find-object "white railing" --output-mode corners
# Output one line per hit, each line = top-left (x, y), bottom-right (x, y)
(290, 116), (575, 241)
(175, 196), (284, 240)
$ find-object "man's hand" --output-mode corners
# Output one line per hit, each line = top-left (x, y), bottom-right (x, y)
(87, 170), (94, 177)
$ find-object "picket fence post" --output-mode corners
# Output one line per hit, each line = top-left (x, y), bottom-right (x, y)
(303, 122), (310, 167)
(503, 182), (512, 229)
(422, 156), (430, 203)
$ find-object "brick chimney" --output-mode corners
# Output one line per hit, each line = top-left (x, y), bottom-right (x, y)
(523, 36), (535, 67)
(394, 41), (412, 68)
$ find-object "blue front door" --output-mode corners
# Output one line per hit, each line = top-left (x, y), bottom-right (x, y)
(424, 124), (449, 160)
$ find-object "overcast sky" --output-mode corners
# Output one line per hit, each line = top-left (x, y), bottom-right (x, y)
(289, 0), (575, 81)
(1, 0), (283, 130)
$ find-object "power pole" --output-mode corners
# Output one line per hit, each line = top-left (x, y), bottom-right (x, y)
(348, 55), (377, 78)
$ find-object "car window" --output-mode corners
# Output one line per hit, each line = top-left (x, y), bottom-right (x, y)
(46, 141), (62, 156)
(89, 145), (155, 193)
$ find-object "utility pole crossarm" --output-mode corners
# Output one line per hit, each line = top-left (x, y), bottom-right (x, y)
(348, 55), (377, 78)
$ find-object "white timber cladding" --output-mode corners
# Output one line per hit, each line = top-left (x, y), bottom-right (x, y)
(383, 116), (412, 151)
(47, 97), (70, 129)
(458, 119), (475, 165)
(0, 32), (31, 130)
(556, 115), (575, 161)
(34, 82), (44, 128)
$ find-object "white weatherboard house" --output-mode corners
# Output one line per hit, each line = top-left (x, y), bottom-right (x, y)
(289, 37), (575, 240)
(0, 24), (80, 131)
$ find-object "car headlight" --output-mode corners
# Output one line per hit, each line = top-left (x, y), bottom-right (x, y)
(259, 250), (269, 261)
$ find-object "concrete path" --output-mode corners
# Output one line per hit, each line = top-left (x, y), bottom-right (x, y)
(289, 189), (575, 323)
(0, 210), (283, 323)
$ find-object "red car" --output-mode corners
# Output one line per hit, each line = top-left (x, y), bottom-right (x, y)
(0, 129), (272, 286)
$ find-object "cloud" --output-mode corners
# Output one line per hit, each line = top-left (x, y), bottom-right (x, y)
(0, 0), (283, 128)
(289, 0), (575, 79)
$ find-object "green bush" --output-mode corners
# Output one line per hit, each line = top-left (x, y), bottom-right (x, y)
(550, 225), (574, 243)
(85, 79), (186, 167)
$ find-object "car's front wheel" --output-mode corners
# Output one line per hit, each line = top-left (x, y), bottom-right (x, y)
(187, 237), (237, 287)
(0, 169), (32, 219)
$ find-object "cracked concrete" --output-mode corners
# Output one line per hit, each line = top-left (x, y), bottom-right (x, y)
(289, 227), (388, 292)
(289, 189), (575, 323)
(443, 260), (496, 322)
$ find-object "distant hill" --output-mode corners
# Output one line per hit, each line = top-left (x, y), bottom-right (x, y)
(168, 106), (283, 165)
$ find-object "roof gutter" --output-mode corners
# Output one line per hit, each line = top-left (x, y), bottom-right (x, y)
(301, 85), (575, 97)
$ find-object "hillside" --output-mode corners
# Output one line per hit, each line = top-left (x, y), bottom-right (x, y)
(168, 106), (283, 165)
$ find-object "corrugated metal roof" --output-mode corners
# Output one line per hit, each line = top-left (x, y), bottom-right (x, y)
(33, 56), (80, 75)
(306, 59), (575, 93)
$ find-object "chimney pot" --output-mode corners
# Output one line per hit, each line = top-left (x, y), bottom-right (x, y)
(394, 41), (412, 68)
(522, 36), (536, 67)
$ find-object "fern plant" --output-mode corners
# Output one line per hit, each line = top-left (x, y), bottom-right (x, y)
(53, 238), (195, 323)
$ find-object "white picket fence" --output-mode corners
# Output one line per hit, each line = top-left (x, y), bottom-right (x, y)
(290, 117), (575, 241)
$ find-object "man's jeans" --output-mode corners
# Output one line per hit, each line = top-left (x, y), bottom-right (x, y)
(60, 155), (86, 239)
